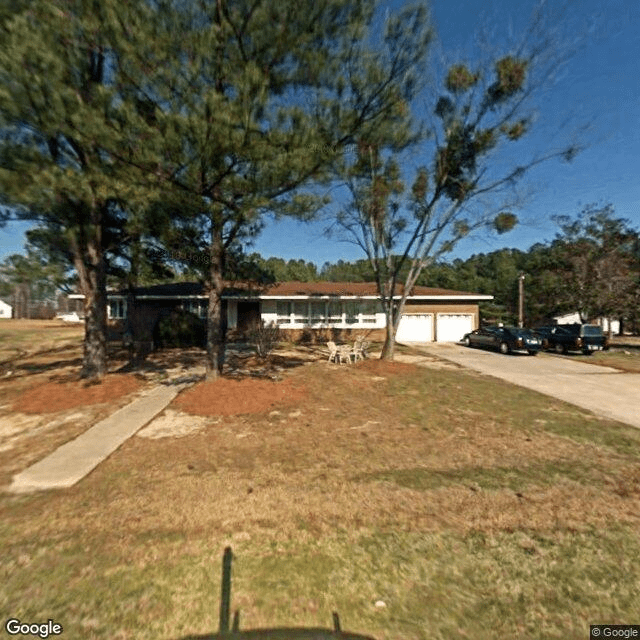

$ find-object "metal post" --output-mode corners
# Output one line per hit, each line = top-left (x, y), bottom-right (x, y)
(518, 273), (525, 328)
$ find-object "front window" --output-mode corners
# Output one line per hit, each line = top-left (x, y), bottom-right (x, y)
(360, 300), (378, 323)
(182, 299), (207, 318)
(109, 299), (127, 319)
(310, 301), (326, 323)
(327, 300), (342, 324)
(293, 301), (308, 323)
(276, 301), (291, 324)
(344, 301), (358, 324)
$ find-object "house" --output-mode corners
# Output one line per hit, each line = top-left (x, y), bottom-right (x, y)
(0, 299), (12, 319)
(553, 312), (620, 335)
(104, 281), (493, 345)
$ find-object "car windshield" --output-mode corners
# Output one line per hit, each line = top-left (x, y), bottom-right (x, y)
(505, 326), (531, 336)
(581, 325), (603, 337)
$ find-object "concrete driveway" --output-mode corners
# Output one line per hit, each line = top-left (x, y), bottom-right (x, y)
(410, 343), (640, 429)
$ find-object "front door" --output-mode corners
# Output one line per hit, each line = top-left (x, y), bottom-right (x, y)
(236, 301), (261, 332)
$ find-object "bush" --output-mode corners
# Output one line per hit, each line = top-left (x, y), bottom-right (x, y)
(249, 321), (281, 359)
(153, 308), (206, 349)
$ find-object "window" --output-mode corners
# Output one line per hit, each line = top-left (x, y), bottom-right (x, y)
(327, 300), (342, 324)
(310, 301), (326, 323)
(182, 300), (207, 319)
(109, 299), (127, 319)
(293, 301), (308, 323)
(360, 300), (378, 323)
(272, 298), (383, 327)
(276, 301), (291, 324)
(344, 301), (358, 324)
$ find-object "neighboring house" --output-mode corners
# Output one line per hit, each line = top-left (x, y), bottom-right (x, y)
(56, 311), (83, 323)
(102, 281), (493, 345)
(553, 312), (620, 335)
(0, 299), (12, 319)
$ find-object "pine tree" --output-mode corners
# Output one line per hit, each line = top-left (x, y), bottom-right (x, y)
(0, 1), (154, 377)
(106, 0), (431, 377)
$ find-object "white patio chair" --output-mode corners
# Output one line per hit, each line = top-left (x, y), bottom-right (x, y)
(352, 338), (365, 362)
(327, 341), (339, 363)
(338, 344), (353, 365)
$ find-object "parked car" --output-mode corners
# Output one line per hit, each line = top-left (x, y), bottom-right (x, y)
(462, 325), (542, 355)
(534, 324), (609, 355)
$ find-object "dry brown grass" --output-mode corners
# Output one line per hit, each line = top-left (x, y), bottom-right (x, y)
(1, 349), (640, 639)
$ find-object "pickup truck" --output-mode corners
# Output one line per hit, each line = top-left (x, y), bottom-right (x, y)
(535, 324), (609, 355)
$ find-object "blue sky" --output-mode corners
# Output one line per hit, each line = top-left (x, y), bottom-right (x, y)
(1, 0), (639, 269)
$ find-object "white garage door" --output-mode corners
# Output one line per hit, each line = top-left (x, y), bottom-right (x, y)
(396, 314), (433, 342)
(436, 314), (474, 342)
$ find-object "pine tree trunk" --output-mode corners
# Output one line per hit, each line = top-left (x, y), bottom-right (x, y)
(205, 226), (226, 380)
(80, 258), (107, 380)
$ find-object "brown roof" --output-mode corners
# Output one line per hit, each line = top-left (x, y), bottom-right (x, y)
(256, 281), (487, 297)
(111, 281), (490, 299)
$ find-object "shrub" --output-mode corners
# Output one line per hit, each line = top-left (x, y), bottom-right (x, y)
(249, 321), (281, 359)
(154, 308), (206, 349)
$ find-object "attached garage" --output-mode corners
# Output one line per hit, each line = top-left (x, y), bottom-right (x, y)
(396, 313), (434, 342)
(435, 313), (474, 343)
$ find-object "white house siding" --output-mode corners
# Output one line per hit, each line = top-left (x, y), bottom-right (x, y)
(0, 300), (12, 319)
(554, 312), (620, 334)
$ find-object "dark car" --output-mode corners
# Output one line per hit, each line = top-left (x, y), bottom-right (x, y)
(535, 323), (609, 355)
(462, 325), (542, 355)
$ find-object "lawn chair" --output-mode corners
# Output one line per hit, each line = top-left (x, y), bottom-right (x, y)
(338, 344), (353, 365)
(352, 338), (365, 362)
(352, 336), (370, 361)
(327, 341), (339, 363)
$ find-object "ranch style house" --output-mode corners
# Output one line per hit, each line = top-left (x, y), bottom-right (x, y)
(101, 281), (493, 345)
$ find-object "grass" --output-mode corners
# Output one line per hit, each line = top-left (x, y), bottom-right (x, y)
(568, 349), (640, 373)
(1, 352), (640, 639)
(0, 319), (84, 363)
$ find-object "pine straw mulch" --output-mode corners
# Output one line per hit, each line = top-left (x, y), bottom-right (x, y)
(174, 377), (307, 416)
(11, 374), (146, 414)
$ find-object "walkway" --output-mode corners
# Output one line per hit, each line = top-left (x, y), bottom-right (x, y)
(9, 383), (184, 493)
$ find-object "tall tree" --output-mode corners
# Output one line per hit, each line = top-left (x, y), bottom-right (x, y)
(329, 3), (583, 359)
(550, 204), (639, 330)
(110, 0), (432, 377)
(0, 1), (156, 377)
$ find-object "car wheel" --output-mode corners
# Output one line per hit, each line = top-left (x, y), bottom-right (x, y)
(499, 342), (510, 355)
(463, 335), (470, 347)
(554, 343), (566, 355)
(528, 350), (538, 356)
(582, 349), (593, 356)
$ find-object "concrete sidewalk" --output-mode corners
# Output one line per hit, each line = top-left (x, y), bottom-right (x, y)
(9, 383), (184, 493)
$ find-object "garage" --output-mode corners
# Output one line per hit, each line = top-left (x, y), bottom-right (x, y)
(396, 314), (433, 342)
(435, 313), (474, 343)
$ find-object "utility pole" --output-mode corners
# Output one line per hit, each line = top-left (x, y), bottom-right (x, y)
(518, 273), (525, 328)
